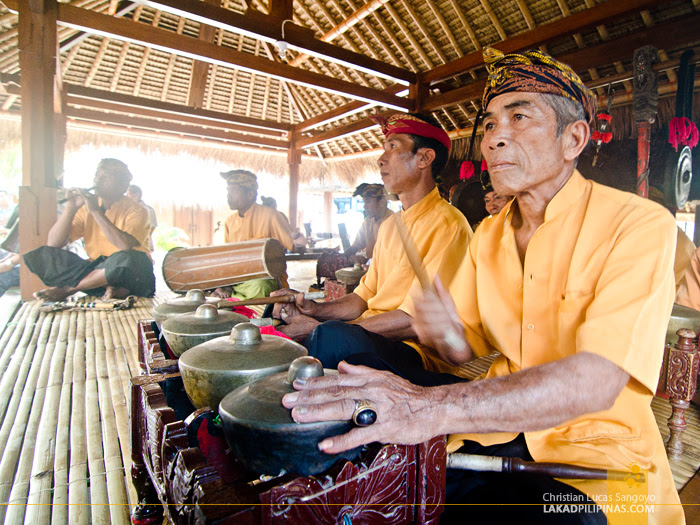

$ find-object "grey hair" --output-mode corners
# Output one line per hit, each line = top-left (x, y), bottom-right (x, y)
(539, 93), (586, 137)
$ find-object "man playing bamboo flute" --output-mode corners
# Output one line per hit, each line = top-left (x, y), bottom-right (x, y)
(273, 113), (474, 384)
(211, 169), (293, 300)
(282, 49), (683, 524)
(344, 183), (393, 264)
(25, 158), (156, 301)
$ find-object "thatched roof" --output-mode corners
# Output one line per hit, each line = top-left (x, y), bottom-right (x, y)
(1, 0), (699, 184)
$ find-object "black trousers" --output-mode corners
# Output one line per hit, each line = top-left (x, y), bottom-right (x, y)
(304, 320), (605, 524)
(24, 245), (156, 297)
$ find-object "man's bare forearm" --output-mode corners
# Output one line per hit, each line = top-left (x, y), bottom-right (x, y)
(313, 293), (368, 321)
(430, 352), (629, 436)
(90, 211), (139, 251)
(355, 309), (415, 341)
(47, 208), (78, 248)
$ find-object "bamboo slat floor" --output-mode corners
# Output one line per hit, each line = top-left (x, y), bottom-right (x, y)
(0, 293), (698, 523)
(0, 295), (162, 525)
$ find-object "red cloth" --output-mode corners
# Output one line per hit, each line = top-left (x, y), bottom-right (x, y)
(259, 325), (292, 340)
(222, 297), (257, 319)
(669, 117), (699, 151)
(370, 114), (451, 151)
(460, 161), (475, 180)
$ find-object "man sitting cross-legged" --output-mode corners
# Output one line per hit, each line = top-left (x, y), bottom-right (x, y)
(24, 158), (155, 301)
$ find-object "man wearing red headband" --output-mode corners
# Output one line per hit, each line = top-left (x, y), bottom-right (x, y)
(273, 112), (473, 382)
(282, 49), (682, 524)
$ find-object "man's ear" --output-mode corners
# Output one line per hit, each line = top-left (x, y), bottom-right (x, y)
(563, 120), (590, 161)
(415, 147), (436, 169)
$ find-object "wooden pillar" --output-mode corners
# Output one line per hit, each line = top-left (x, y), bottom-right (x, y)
(18, 0), (61, 299)
(288, 142), (300, 230)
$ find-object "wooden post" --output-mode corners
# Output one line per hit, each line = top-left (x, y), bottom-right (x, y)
(288, 142), (300, 230)
(18, 0), (61, 299)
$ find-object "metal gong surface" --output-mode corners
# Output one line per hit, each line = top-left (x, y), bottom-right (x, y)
(667, 303), (700, 344)
(178, 323), (307, 409)
(335, 264), (367, 286)
(672, 146), (693, 209)
(153, 289), (218, 327)
(162, 304), (248, 357)
(218, 357), (361, 476)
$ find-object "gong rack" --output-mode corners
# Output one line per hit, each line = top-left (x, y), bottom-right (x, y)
(131, 319), (445, 524)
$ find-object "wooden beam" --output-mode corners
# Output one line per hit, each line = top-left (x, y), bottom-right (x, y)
(296, 116), (380, 149)
(422, 0), (666, 85)
(139, 0), (415, 85)
(64, 94), (287, 137)
(54, 3), (411, 110)
(66, 107), (290, 149)
(557, 12), (700, 73)
(187, 0), (218, 109)
(17, 0), (59, 299)
(288, 139), (300, 230)
(1, 71), (291, 133)
(422, 13), (700, 112)
(296, 84), (406, 133)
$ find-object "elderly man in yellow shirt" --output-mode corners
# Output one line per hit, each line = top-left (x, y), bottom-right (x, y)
(273, 113), (473, 384)
(211, 169), (293, 300)
(281, 49), (683, 525)
(24, 158), (155, 301)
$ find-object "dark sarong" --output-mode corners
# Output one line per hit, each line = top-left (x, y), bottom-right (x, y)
(24, 246), (156, 297)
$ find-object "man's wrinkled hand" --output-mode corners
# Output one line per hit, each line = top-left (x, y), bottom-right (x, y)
(281, 362), (438, 454)
(271, 288), (317, 318)
(277, 314), (319, 342)
(411, 276), (470, 365)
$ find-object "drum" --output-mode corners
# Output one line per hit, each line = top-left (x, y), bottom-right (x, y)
(162, 238), (286, 292)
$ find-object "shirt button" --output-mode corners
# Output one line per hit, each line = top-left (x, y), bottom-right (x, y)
(527, 323), (535, 331)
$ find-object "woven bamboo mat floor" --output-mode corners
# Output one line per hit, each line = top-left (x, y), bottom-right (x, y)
(0, 295), (161, 525)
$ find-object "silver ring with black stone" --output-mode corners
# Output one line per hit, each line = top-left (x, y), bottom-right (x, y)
(352, 399), (377, 426)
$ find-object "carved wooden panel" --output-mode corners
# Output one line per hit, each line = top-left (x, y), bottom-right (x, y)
(132, 319), (446, 525)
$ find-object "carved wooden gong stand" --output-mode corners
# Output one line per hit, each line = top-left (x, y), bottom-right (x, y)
(131, 320), (445, 525)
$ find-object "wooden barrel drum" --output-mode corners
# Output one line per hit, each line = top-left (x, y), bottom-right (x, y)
(162, 238), (286, 292)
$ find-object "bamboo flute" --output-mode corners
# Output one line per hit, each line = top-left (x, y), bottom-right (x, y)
(84, 311), (111, 524)
(215, 291), (326, 309)
(68, 311), (90, 525)
(52, 310), (78, 525)
(24, 312), (68, 524)
(94, 312), (130, 524)
(3, 310), (55, 524)
(447, 453), (646, 483)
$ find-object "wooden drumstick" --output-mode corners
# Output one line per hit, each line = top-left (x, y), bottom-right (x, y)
(394, 215), (466, 353)
(447, 453), (646, 483)
(216, 291), (325, 309)
(394, 215), (432, 291)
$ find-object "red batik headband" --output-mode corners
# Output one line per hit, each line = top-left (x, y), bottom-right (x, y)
(370, 114), (451, 152)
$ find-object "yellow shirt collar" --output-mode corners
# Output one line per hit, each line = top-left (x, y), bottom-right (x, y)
(400, 186), (441, 225)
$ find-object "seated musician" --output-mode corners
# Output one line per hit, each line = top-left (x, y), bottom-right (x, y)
(24, 158), (155, 301)
(273, 113), (474, 383)
(344, 183), (393, 265)
(282, 49), (684, 524)
(211, 170), (293, 300)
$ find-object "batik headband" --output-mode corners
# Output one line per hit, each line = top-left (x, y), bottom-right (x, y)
(482, 48), (596, 124)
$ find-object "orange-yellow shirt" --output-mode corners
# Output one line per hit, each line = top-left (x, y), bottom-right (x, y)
(674, 227), (695, 291)
(351, 208), (395, 258)
(354, 187), (473, 374)
(70, 196), (150, 259)
(224, 203), (293, 250)
(447, 171), (682, 524)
